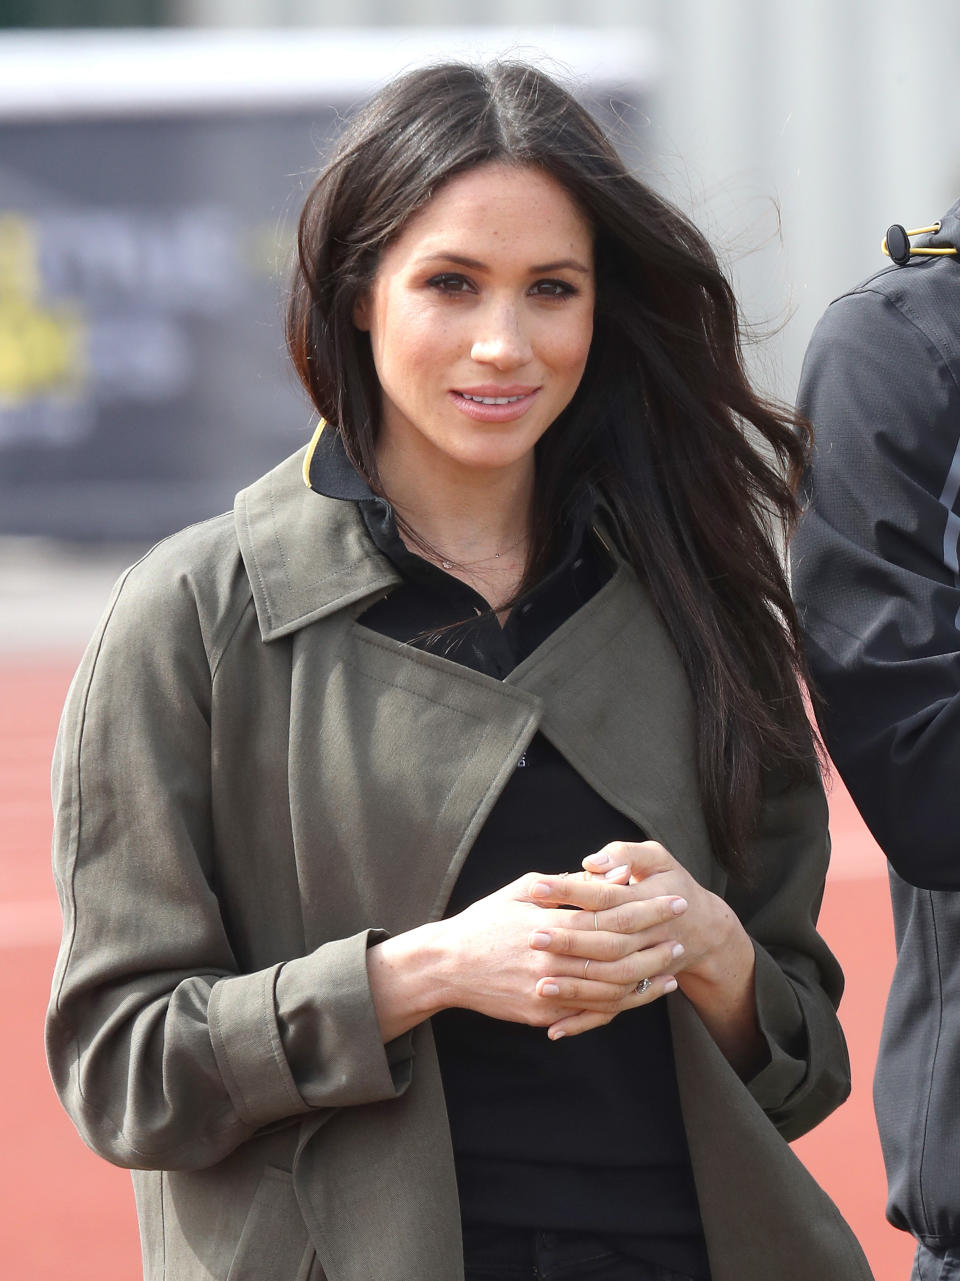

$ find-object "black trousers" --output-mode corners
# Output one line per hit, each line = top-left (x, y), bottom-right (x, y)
(462, 1227), (703, 1281)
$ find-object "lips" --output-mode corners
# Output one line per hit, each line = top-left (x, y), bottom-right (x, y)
(455, 384), (539, 400)
(455, 384), (538, 404)
(450, 386), (541, 423)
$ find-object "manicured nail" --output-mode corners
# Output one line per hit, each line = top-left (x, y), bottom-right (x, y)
(604, 864), (630, 880)
(672, 942), (685, 959)
(531, 882), (552, 898)
(670, 897), (688, 915)
(584, 851), (610, 867)
(541, 982), (560, 996)
(531, 931), (552, 948)
(549, 1028), (566, 1040)
(664, 977), (678, 993)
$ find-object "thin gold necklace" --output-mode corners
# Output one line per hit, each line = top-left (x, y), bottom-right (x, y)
(426, 533), (527, 572)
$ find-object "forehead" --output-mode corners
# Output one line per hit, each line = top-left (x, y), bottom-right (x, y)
(385, 162), (593, 262)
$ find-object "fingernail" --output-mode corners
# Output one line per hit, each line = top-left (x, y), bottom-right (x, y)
(672, 942), (685, 959)
(541, 982), (560, 996)
(604, 864), (630, 880)
(549, 1028), (566, 1040)
(664, 977), (678, 993)
(531, 882), (552, 898)
(584, 852), (610, 867)
(670, 897), (688, 915)
(531, 931), (552, 948)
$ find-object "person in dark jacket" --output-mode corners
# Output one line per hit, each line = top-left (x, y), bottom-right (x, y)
(791, 200), (960, 1281)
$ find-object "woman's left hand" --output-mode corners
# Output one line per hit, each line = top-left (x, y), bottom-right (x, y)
(583, 839), (743, 977)
(531, 841), (766, 1075)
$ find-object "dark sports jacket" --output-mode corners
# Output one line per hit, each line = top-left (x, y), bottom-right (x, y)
(791, 199), (960, 1250)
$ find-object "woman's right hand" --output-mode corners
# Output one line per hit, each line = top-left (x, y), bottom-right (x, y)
(366, 872), (685, 1043)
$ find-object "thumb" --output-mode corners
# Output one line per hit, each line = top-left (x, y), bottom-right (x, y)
(582, 840), (672, 881)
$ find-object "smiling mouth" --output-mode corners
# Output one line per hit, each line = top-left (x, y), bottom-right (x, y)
(459, 393), (528, 405)
(449, 387), (541, 421)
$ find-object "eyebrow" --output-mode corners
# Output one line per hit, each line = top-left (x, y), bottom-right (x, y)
(419, 253), (591, 274)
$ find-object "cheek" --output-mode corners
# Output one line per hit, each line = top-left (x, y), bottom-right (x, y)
(546, 313), (594, 382)
(371, 299), (460, 385)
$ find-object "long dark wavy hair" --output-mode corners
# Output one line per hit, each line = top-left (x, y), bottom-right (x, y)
(287, 61), (817, 879)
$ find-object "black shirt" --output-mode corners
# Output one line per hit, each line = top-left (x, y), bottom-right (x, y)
(306, 426), (708, 1279)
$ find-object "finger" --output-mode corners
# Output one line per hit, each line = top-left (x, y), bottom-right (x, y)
(547, 1010), (613, 1040)
(582, 839), (675, 880)
(528, 925), (639, 960)
(523, 872), (605, 904)
(525, 874), (644, 911)
(529, 921), (677, 960)
(536, 940), (682, 1002)
(569, 942), (681, 988)
(536, 973), (635, 1009)
(523, 877), (688, 932)
(554, 893), (687, 936)
(594, 894), (688, 936)
(546, 974), (679, 1040)
(580, 865), (631, 888)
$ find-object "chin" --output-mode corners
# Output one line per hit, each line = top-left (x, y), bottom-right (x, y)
(447, 426), (550, 468)
(446, 442), (537, 474)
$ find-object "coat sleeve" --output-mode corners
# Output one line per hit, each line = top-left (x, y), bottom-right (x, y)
(791, 284), (960, 890)
(45, 542), (413, 1173)
(724, 766), (850, 1141)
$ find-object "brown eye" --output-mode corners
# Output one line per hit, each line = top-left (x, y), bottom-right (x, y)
(428, 273), (475, 294)
(530, 279), (577, 298)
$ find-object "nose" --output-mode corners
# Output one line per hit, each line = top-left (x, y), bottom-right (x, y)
(470, 303), (533, 369)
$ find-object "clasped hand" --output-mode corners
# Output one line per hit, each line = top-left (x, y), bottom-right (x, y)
(444, 839), (729, 1041)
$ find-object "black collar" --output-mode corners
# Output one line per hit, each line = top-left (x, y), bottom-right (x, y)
(302, 421), (600, 599)
(304, 419), (378, 503)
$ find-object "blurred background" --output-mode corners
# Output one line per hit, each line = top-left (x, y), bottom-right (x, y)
(2, 1), (955, 1277)
(3, 0), (959, 546)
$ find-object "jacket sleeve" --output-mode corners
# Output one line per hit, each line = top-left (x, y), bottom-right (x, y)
(791, 284), (960, 890)
(45, 546), (412, 1173)
(725, 766), (850, 1141)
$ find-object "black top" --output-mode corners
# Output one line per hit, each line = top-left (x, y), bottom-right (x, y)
(307, 427), (708, 1278)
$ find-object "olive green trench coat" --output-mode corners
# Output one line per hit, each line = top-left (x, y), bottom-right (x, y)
(46, 447), (873, 1281)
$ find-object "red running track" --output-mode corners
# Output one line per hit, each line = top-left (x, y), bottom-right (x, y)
(0, 657), (917, 1280)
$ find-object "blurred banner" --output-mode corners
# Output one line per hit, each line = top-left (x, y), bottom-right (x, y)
(0, 29), (656, 541)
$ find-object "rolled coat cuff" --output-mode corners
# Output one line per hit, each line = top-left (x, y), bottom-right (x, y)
(209, 929), (412, 1128)
(744, 943), (807, 1112)
(742, 939), (851, 1140)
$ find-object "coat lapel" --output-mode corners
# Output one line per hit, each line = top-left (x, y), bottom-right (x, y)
(285, 615), (541, 949)
(507, 564), (719, 890)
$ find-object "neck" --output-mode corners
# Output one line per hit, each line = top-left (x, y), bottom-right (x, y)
(377, 447), (535, 569)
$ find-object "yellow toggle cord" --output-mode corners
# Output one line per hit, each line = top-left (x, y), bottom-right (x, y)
(882, 222), (958, 259)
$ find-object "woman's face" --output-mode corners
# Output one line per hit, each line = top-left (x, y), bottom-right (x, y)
(354, 162), (595, 488)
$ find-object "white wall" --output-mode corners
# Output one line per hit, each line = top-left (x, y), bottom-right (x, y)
(642, 0), (960, 398)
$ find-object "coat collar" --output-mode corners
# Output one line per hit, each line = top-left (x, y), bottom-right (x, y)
(236, 433), (618, 643)
(234, 447), (402, 641)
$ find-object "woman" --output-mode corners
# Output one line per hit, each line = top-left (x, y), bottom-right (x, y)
(46, 62), (872, 1281)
